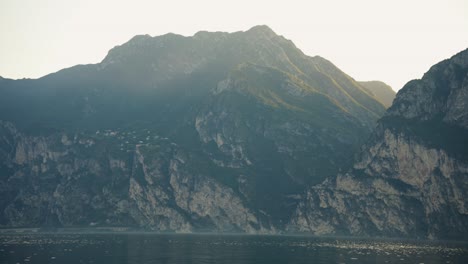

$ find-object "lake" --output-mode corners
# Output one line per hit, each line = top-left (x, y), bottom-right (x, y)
(1, 233), (468, 264)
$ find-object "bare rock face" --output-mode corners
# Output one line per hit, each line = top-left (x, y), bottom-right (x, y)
(288, 49), (468, 240)
(0, 122), (132, 227)
(386, 50), (468, 128)
(0, 121), (266, 232)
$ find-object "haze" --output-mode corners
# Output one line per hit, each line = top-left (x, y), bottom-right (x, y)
(1, 0), (467, 91)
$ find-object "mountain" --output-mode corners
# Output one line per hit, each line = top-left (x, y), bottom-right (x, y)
(288, 48), (468, 240)
(0, 26), (387, 232)
(358, 81), (396, 108)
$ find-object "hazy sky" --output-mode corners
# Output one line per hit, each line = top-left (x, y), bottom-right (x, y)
(1, 0), (467, 91)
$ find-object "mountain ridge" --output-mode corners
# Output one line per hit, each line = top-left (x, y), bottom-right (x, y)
(358, 80), (395, 108)
(0, 26), (390, 232)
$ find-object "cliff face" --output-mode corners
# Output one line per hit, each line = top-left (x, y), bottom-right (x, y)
(289, 49), (468, 240)
(0, 26), (386, 231)
(0, 121), (267, 232)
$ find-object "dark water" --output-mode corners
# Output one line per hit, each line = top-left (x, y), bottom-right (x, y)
(1, 233), (468, 264)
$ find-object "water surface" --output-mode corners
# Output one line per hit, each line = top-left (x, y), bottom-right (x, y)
(1, 233), (467, 264)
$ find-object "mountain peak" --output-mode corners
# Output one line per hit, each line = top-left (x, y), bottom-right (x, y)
(246, 25), (277, 37)
(387, 48), (468, 128)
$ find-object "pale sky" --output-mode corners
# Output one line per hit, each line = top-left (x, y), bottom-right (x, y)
(1, 0), (467, 91)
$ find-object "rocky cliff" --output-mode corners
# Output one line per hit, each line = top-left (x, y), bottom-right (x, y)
(0, 26), (386, 231)
(0, 121), (270, 232)
(289, 48), (468, 240)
